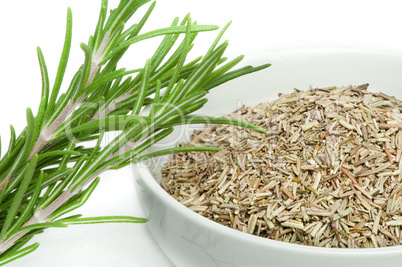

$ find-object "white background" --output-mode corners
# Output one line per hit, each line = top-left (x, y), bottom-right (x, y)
(1, 0), (402, 266)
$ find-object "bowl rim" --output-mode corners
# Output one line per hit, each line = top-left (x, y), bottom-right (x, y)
(135, 46), (402, 255)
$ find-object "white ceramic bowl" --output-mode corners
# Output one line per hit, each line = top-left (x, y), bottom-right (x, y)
(133, 48), (402, 267)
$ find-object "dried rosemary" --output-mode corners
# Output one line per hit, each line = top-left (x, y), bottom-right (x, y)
(162, 84), (402, 248)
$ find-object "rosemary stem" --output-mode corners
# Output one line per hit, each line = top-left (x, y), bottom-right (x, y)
(87, 33), (110, 87)
(28, 100), (76, 160)
(0, 179), (9, 193)
(95, 33), (110, 65)
(91, 101), (117, 120)
(38, 190), (74, 221)
(91, 85), (130, 120)
(0, 230), (25, 254)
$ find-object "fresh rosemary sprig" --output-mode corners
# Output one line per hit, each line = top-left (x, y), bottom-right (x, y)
(0, 0), (270, 264)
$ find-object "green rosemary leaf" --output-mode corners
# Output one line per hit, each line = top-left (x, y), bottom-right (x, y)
(84, 134), (103, 170)
(33, 96), (47, 144)
(123, 0), (153, 25)
(114, 23), (138, 49)
(104, 76), (125, 99)
(40, 155), (87, 210)
(159, 115), (267, 134)
(0, 170), (73, 213)
(180, 98), (208, 115)
(74, 43), (93, 102)
(160, 19), (193, 109)
(202, 63), (272, 91)
(47, 177), (100, 221)
(146, 56), (202, 98)
(58, 215), (148, 225)
(35, 184), (56, 211)
(102, 0), (123, 34)
(100, 76), (134, 108)
(46, 70), (82, 126)
(58, 140), (79, 171)
(53, 99), (100, 138)
(92, 0), (108, 51)
(3, 108), (36, 190)
(210, 20), (232, 53)
(112, 146), (222, 169)
(96, 127), (174, 171)
(67, 123), (145, 191)
(0, 243), (39, 266)
(3, 172), (44, 240)
(182, 40), (229, 97)
(36, 47), (50, 103)
(132, 59), (151, 115)
(150, 17), (181, 73)
(78, 68), (132, 100)
(6, 126), (16, 156)
(150, 45), (186, 86)
(37, 150), (81, 161)
(100, 24), (219, 65)
(150, 31), (198, 92)
(23, 108), (36, 157)
(156, 92), (208, 125)
(0, 129), (23, 176)
(55, 115), (149, 140)
(0, 155), (38, 240)
(196, 55), (244, 88)
(58, 214), (83, 221)
(0, 182), (9, 208)
(83, 137), (103, 174)
(150, 79), (161, 117)
(0, 229), (44, 261)
(6, 222), (68, 241)
(102, 25), (125, 59)
(117, 1), (156, 45)
(105, 0), (149, 34)
(44, 8), (73, 124)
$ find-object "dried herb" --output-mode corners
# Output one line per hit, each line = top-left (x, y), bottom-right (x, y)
(163, 84), (402, 248)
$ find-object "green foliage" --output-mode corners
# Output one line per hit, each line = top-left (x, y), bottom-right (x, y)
(0, 0), (269, 264)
